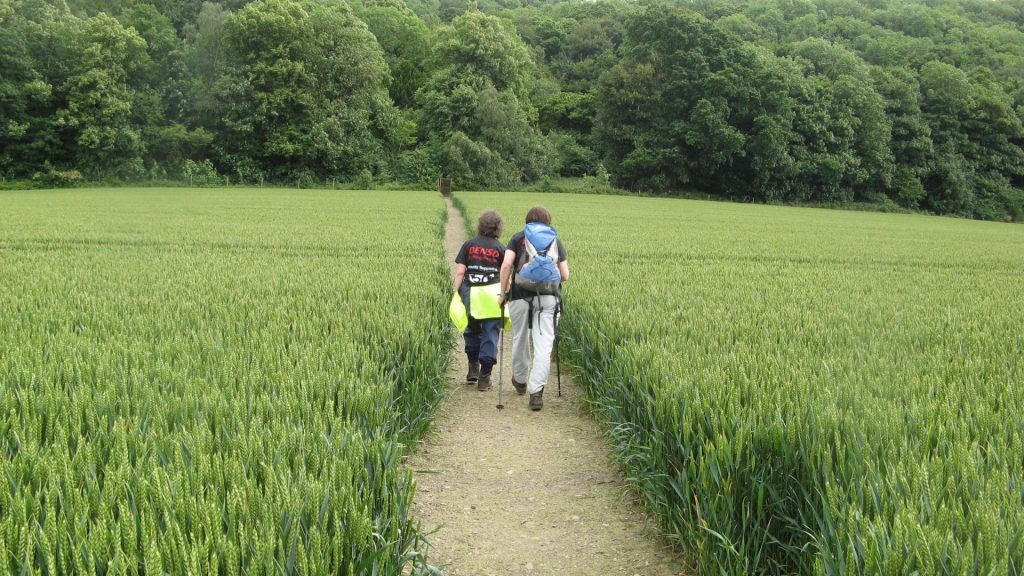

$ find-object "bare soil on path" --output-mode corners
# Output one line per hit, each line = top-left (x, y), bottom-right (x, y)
(405, 198), (686, 576)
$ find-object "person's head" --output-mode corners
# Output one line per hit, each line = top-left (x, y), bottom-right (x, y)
(525, 205), (552, 225)
(477, 209), (504, 238)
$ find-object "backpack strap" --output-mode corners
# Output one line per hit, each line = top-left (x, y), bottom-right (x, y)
(537, 295), (543, 335)
(526, 297), (534, 330)
(515, 236), (528, 272)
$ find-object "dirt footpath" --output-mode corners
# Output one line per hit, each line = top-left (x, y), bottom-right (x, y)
(404, 198), (686, 576)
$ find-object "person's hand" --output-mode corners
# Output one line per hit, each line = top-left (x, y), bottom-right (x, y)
(500, 293), (509, 307)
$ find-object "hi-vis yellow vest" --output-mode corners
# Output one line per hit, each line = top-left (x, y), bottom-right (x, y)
(469, 283), (502, 320)
(449, 293), (468, 331)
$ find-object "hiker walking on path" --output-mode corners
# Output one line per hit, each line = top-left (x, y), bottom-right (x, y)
(499, 205), (569, 411)
(454, 210), (506, 391)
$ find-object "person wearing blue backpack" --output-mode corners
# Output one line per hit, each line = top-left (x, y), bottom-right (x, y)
(499, 205), (569, 411)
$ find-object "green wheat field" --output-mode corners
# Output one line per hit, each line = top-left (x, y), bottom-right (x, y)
(457, 191), (1024, 575)
(3, 187), (1023, 575)
(1, 188), (450, 575)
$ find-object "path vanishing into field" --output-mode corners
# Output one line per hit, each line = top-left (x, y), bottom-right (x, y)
(405, 198), (686, 576)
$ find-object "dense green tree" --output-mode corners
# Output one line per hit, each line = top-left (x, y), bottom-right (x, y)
(510, 11), (570, 62)
(432, 8), (533, 98)
(537, 90), (593, 135)
(399, 0), (440, 22)
(0, 0), (81, 177)
(146, 0), (206, 33)
(715, 13), (766, 43)
(786, 38), (894, 200)
(416, 8), (551, 186)
(596, 7), (796, 197)
(355, 3), (432, 109)
(0, 1), (44, 176)
(218, 0), (399, 180)
(517, 1), (634, 177)
(473, 85), (552, 181)
(730, 50), (801, 201)
(54, 13), (150, 178)
(118, 3), (209, 178)
(544, 1), (632, 91)
(437, 0), (465, 22)
(965, 68), (1024, 179)
(183, 2), (229, 131)
(120, 4), (183, 111)
(870, 66), (933, 208)
(918, 60), (978, 215)
(2, 0), (1023, 219)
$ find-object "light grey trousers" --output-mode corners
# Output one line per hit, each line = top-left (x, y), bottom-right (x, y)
(508, 295), (559, 395)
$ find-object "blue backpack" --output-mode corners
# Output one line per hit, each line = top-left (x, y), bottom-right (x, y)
(514, 222), (561, 295)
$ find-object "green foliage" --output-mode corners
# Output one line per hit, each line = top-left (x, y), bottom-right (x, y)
(891, 166), (926, 209)
(547, 130), (597, 177)
(0, 1), (162, 180)
(3, 0), (1024, 220)
(182, 157), (219, 184)
(120, 3), (189, 123)
(393, 146), (438, 185)
(0, 188), (450, 575)
(436, 130), (516, 186)
(145, 124), (214, 178)
(218, 0), (400, 182)
(182, 1), (230, 130)
(436, 0), (465, 22)
(432, 9), (533, 97)
(58, 13), (149, 178)
(587, 0), (1024, 220)
(0, 6), (46, 176)
(458, 190), (1024, 576)
(537, 90), (595, 144)
(355, 4), (433, 109)
(354, 167), (375, 189)
(415, 8), (552, 187)
(31, 166), (83, 187)
(595, 8), (767, 194)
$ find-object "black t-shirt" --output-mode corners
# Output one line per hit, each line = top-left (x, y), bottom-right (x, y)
(506, 230), (567, 301)
(456, 235), (505, 287)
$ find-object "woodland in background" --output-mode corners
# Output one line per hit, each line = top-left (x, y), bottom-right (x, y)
(2, 0), (1023, 221)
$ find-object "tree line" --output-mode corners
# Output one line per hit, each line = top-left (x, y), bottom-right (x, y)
(2, 0), (1023, 220)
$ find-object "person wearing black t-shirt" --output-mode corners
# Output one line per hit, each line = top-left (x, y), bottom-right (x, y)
(454, 210), (506, 391)
(498, 205), (569, 411)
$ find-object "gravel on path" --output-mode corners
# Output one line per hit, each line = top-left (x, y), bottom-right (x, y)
(405, 198), (687, 576)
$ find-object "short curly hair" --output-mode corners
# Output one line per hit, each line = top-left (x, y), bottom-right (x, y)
(477, 209), (504, 238)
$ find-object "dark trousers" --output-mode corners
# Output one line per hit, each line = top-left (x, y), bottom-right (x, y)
(464, 317), (501, 375)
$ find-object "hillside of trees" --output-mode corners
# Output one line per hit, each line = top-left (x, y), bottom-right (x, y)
(2, 0), (1023, 220)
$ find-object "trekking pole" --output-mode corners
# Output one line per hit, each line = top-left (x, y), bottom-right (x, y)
(555, 299), (562, 397)
(496, 306), (505, 410)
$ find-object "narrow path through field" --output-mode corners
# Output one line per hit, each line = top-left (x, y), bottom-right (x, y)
(405, 198), (686, 576)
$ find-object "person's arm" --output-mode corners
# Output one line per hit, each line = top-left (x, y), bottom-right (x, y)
(557, 239), (569, 282)
(499, 249), (516, 304)
(453, 263), (467, 292)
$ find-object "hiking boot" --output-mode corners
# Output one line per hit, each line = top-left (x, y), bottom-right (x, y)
(529, 390), (543, 411)
(512, 379), (527, 395)
(476, 372), (492, 391)
(466, 362), (480, 383)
